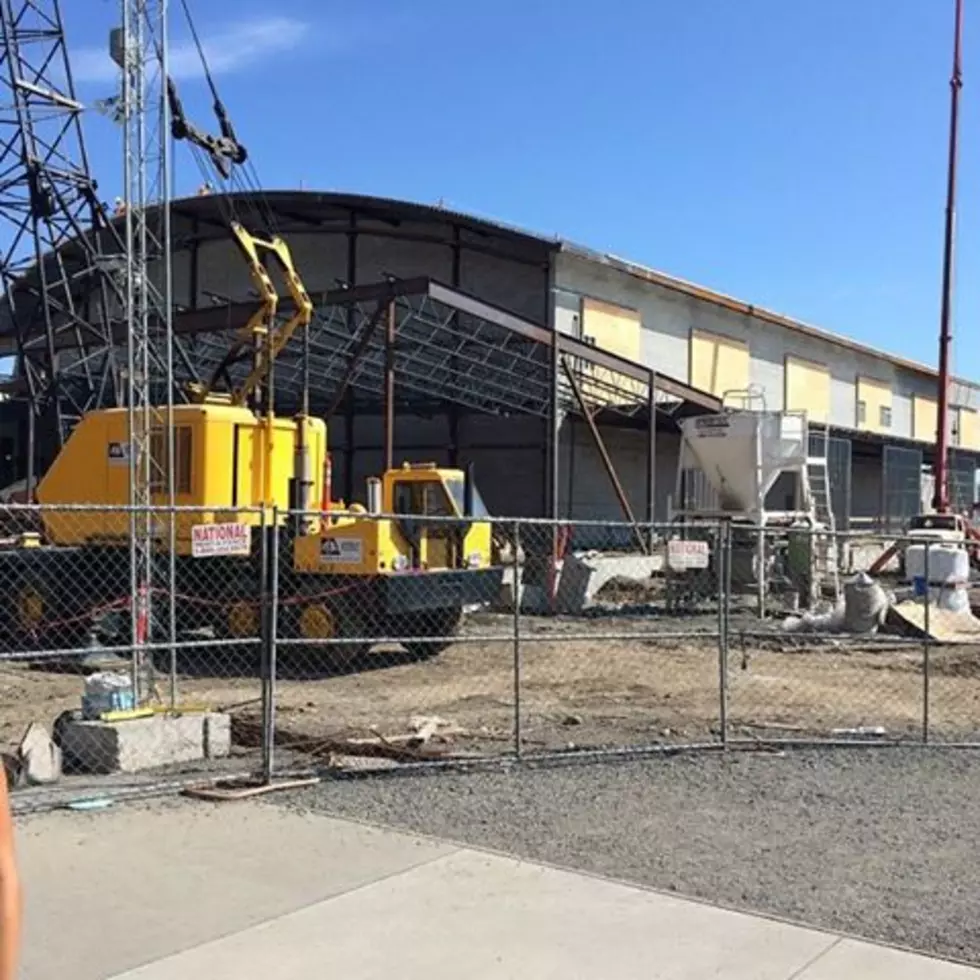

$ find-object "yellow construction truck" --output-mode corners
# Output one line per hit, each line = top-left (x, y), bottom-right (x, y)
(0, 225), (500, 661)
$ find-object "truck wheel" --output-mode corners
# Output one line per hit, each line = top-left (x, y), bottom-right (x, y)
(402, 608), (463, 661)
(288, 600), (370, 673)
(13, 582), (91, 660)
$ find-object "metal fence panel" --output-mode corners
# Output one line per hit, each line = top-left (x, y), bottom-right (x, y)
(725, 527), (926, 743)
(0, 503), (265, 801)
(8, 504), (980, 808)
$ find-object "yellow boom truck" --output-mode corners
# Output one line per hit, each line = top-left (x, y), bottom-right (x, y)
(0, 226), (500, 663)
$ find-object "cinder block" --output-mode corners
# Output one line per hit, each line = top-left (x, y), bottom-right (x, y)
(59, 712), (231, 774)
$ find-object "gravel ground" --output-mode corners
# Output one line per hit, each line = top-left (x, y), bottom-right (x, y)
(278, 748), (980, 965)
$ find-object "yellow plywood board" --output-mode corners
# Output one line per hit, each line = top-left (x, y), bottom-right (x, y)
(913, 395), (937, 442)
(689, 329), (749, 400)
(784, 356), (830, 423)
(580, 297), (645, 406)
(958, 407), (980, 450)
(856, 376), (893, 434)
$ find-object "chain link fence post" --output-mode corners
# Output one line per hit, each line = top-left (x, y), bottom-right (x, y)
(922, 539), (931, 745)
(261, 507), (279, 783)
(717, 520), (730, 747)
(512, 519), (522, 760)
(167, 503), (178, 712)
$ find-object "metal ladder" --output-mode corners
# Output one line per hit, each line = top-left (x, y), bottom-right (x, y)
(805, 423), (842, 601)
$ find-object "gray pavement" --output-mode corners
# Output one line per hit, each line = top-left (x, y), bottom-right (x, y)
(14, 797), (979, 980)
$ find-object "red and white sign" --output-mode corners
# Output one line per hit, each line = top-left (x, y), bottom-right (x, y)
(667, 539), (710, 570)
(191, 522), (251, 558)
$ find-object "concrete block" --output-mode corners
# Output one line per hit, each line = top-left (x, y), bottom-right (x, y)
(19, 722), (62, 785)
(59, 712), (231, 775)
(203, 713), (232, 760)
(555, 552), (664, 615)
(849, 542), (900, 574)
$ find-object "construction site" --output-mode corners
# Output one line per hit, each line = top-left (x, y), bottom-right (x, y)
(0, 0), (978, 804)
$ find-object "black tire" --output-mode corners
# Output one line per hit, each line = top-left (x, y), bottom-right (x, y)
(400, 608), (463, 661)
(282, 594), (372, 675)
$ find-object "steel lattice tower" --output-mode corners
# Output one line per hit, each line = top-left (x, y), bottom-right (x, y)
(111, 0), (174, 674)
(0, 0), (127, 459)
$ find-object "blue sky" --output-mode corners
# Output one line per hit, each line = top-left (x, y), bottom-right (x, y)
(62, 1), (978, 378)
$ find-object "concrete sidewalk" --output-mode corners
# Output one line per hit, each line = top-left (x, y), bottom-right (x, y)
(16, 799), (979, 980)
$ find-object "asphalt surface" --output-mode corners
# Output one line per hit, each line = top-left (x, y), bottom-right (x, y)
(278, 747), (980, 965)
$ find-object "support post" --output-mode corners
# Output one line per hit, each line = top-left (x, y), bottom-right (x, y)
(561, 357), (648, 554)
(261, 508), (280, 783)
(449, 224), (462, 467)
(717, 521), (729, 748)
(512, 520), (522, 759)
(25, 403), (34, 505)
(646, 373), (657, 548)
(343, 213), (357, 503)
(384, 298), (396, 472)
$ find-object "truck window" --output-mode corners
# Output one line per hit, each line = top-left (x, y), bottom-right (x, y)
(392, 480), (454, 517)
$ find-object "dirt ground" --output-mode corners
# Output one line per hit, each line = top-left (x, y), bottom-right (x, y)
(3, 609), (980, 766)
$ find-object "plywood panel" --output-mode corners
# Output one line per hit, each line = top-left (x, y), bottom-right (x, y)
(856, 376), (893, 434)
(913, 395), (937, 442)
(689, 329), (749, 401)
(784, 356), (830, 423)
(580, 297), (645, 406)
(957, 407), (980, 450)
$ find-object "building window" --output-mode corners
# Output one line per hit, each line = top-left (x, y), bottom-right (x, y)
(856, 399), (867, 425)
(879, 405), (892, 429)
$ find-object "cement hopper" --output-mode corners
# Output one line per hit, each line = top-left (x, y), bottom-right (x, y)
(678, 411), (808, 515)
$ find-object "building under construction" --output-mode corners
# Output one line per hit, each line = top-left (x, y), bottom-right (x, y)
(0, 188), (977, 537)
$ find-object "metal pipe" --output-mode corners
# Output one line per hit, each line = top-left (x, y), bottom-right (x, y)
(512, 520), (522, 760)
(25, 405), (34, 505)
(384, 299), (395, 471)
(366, 477), (382, 515)
(923, 542), (931, 744)
(717, 522), (729, 748)
(933, 0), (964, 514)
(162, 0), (178, 713)
(646, 373), (657, 548)
(262, 509), (279, 782)
(561, 358), (648, 554)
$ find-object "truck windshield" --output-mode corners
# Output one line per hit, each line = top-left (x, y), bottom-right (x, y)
(443, 475), (489, 518)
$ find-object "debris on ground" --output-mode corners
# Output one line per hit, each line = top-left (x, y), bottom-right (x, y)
(842, 573), (891, 633)
(781, 572), (892, 637)
(14, 722), (61, 786)
(888, 599), (980, 643)
(230, 712), (481, 768)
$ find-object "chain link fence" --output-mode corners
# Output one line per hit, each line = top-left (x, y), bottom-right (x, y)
(1, 507), (978, 806)
(0, 504), (267, 805)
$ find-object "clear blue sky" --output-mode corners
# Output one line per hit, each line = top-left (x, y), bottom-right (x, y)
(62, 1), (979, 378)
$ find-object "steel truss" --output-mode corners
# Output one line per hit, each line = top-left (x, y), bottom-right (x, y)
(0, 0), (127, 452)
(173, 276), (712, 422)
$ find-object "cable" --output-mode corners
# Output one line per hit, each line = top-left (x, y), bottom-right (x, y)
(177, 0), (219, 105)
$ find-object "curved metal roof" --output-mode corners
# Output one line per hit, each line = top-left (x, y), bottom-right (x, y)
(169, 189), (559, 254)
(0, 188), (560, 349)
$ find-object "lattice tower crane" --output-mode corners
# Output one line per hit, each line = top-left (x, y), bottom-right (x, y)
(0, 0), (128, 474)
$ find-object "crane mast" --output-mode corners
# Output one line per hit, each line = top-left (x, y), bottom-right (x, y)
(111, 0), (174, 681)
